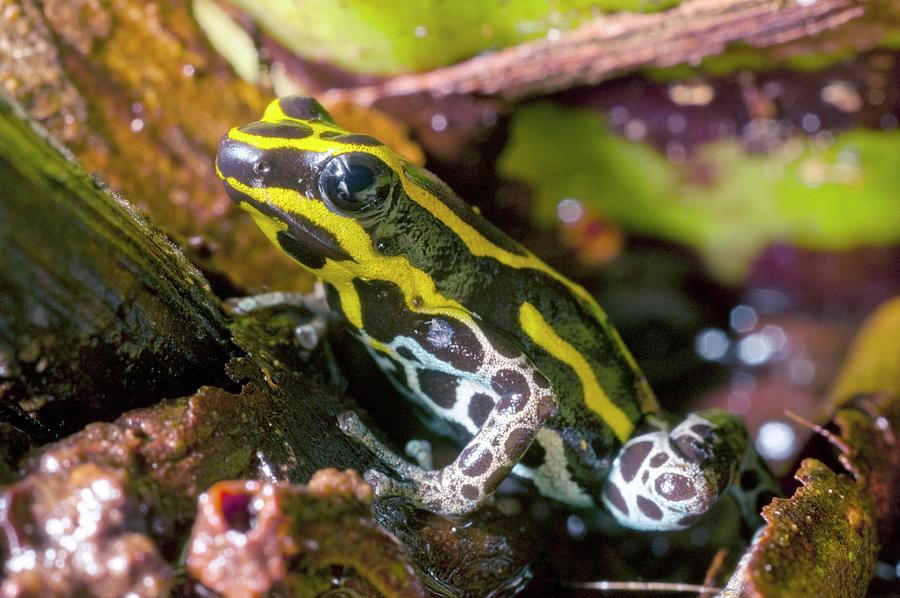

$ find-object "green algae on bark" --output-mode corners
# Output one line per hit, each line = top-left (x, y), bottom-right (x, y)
(744, 459), (878, 597)
(826, 297), (900, 541)
(1, 281), (537, 595)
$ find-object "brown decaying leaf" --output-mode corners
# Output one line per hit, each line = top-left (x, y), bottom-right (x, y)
(0, 0), (302, 291)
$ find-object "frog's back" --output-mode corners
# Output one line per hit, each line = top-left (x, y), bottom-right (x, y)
(379, 162), (657, 479)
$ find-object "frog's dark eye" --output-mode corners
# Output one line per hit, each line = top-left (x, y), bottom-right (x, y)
(318, 153), (395, 213)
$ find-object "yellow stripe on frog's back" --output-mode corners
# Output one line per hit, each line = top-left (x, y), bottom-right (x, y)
(519, 302), (634, 442)
(224, 176), (469, 330)
(246, 99), (624, 324)
(229, 103), (656, 417)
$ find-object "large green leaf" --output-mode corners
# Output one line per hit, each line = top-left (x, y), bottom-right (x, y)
(224, 0), (678, 75)
(498, 102), (900, 280)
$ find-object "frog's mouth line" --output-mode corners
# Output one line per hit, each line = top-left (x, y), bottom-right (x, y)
(224, 180), (353, 264)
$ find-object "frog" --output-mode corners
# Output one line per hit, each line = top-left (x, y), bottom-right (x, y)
(215, 96), (778, 530)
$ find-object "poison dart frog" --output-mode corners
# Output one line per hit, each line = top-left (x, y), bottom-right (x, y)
(216, 96), (778, 530)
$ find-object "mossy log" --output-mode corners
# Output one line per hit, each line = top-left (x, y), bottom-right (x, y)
(0, 96), (233, 436)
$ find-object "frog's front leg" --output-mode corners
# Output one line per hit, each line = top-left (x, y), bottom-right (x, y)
(601, 410), (777, 530)
(340, 362), (558, 516)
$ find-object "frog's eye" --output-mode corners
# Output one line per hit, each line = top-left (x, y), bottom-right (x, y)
(318, 153), (395, 214)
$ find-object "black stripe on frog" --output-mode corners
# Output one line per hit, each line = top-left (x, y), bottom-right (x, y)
(240, 121), (313, 139)
(278, 96), (335, 124)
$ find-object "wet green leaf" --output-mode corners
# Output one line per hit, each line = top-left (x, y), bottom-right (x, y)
(224, 0), (679, 75)
(745, 459), (878, 597)
(830, 297), (900, 407)
(498, 103), (900, 280)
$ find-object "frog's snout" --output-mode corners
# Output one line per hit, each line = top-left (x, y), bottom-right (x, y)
(216, 134), (266, 204)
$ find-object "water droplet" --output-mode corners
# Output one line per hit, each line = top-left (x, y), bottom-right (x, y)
(556, 198), (584, 223)
(609, 106), (629, 125)
(666, 113), (686, 134)
(624, 119), (647, 140)
(729, 305), (758, 332)
(738, 334), (773, 365)
(430, 114), (448, 132)
(566, 514), (586, 539)
(789, 357), (815, 385)
(668, 82), (715, 106)
(666, 142), (686, 163)
(728, 390), (752, 414)
(695, 328), (729, 361)
(651, 536), (669, 555)
(801, 113), (820, 133)
(756, 421), (796, 461)
(760, 325), (786, 352)
(820, 81), (862, 113)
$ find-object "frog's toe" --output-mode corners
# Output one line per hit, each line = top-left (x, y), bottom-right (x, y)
(404, 439), (434, 469)
(363, 469), (409, 498)
(602, 428), (720, 531)
(338, 410), (367, 438)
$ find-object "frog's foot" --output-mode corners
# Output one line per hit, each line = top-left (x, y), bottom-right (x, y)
(226, 291), (314, 314)
(225, 290), (329, 351)
(338, 411), (418, 476)
(338, 411), (466, 514)
(601, 410), (757, 531)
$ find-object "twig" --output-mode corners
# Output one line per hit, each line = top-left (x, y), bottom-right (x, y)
(328, 0), (878, 103)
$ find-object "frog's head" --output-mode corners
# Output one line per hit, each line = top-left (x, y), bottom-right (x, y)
(216, 96), (420, 280)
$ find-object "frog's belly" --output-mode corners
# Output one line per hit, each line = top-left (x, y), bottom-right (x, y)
(513, 429), (594, 507)
(365, 343), (595, 508)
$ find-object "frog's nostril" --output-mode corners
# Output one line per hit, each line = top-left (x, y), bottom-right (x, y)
(216, 136), (266, 206)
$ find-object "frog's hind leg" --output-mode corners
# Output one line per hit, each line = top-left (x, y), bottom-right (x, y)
(340, 351), (559, 517)
(601, 410), (778, 531)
